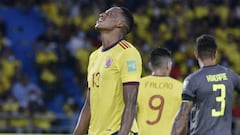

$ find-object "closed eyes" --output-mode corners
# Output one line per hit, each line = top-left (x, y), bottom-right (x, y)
(106, 11), (112, 16)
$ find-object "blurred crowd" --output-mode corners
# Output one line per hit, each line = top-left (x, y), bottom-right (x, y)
(0, 0), (240, 133)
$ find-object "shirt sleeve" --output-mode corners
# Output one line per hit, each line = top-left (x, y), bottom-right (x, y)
(182, 75), (196, 101)
(230, 69), (240, 93)
(87, 51), (97, 88)
(119, 48), (142, 83)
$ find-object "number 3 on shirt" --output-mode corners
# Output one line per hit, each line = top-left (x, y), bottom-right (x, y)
(146, 95), (164, 125)
(212, 84), (226, 117)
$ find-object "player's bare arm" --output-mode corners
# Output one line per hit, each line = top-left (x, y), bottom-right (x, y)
(118, 84), (138, 135)
(171, 101), (193, 135)
(73, 89), (91, 135)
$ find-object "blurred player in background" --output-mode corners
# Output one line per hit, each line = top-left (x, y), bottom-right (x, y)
(171, 34), (240, 135)
(73, 6), (142, 135)
(137, 47), (182, 135)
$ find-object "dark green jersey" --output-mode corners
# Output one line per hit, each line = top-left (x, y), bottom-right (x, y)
(182, 65), (240, 135)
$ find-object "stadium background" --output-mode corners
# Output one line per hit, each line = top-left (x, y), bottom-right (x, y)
(0, 0), (240, 134)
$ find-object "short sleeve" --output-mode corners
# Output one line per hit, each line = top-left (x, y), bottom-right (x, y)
(182, 76), (196, 101)
(119, 48), (142, 83)
(87, 50), (98, 88)
(87, 52), (95, 74)
(230, 69), (240, 93)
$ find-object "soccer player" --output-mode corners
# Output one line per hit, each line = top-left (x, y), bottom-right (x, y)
(171, 34), (240, 135)
(73, 7), (142, 135)
(137, 47), (182, 135)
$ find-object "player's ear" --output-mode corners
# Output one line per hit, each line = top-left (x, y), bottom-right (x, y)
(116, 19), (125, 28)
(167, 60), (172, 71)
(148, 62), (153, 72)
(194, 50), (199, 59)
(214, 51), (218, 59)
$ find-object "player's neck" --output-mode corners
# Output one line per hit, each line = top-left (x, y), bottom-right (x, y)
(199, 59), (216, 68)
(152, 70), (170, 77)
(101, 31), (124, 49)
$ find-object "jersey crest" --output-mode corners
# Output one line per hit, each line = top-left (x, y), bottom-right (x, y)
(105, 57), (113, 68)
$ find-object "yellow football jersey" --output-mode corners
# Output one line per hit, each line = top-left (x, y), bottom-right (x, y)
(137, 76), (182, 135)
(87, 39), (142, 135)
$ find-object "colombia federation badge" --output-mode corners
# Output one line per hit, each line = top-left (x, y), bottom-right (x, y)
(105, 58), (113, 68)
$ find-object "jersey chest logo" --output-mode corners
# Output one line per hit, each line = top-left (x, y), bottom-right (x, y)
(105, 58), (113, 68)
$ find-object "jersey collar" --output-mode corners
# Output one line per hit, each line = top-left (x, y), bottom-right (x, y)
(202, 64), (218, 68)
(101, 39), (123, 52)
